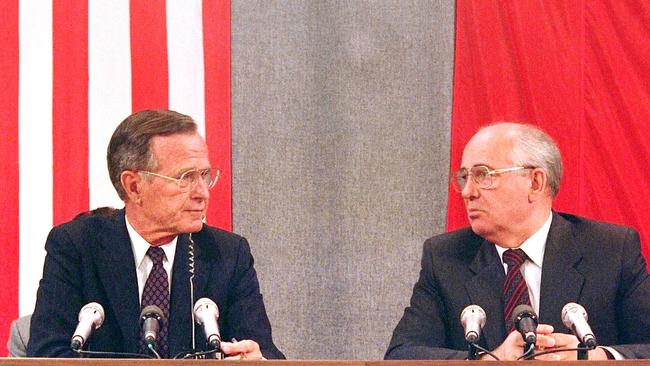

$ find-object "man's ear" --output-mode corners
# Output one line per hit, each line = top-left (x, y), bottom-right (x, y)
(121, 170), (142, 203)
(529, 168), (548, 201)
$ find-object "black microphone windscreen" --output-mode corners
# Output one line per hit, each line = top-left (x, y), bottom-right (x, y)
(140, 305), (164, 324)
(511, 304), (537, 325)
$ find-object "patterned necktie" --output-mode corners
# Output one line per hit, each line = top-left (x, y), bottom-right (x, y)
(140, 246), (169, 357)
(502, 248), (531, 332)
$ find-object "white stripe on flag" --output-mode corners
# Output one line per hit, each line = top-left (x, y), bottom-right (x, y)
(18, 0), (53, 316)
(88, 0), (132, 210)
(167, 0), (206, 136)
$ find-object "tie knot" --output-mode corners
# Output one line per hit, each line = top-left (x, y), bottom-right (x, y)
(146, 246), (166, 265)
(503, 248), (527, 268)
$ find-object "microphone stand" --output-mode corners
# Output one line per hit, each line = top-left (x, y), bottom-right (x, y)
(577, 342), (588, 360)
(467, 342), (479, 360)
(522, 341), (535, 360)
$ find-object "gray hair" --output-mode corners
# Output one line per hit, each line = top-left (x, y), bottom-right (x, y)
(107, 109), (197, 200)
(490, 123), (563, 197)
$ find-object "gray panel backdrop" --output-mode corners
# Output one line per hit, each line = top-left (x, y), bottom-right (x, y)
(231, 1), (455, 359)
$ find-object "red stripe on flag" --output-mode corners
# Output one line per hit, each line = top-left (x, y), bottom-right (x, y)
(130, 0), (169, 111)
(0, 0), (20, 355)
(203, 1), (232, 231)
(53, 0), (89, 225)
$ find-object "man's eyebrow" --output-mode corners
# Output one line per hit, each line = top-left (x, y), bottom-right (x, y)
(173, 167), (199, 177)
(471, 164), (495, 169)
(175, 167), (212, 176)
(459, 164), (493, 170)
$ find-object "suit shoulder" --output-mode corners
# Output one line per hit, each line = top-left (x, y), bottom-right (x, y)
(192, 225), (250, 257)
(555, 212), (640, 259)
(197, 225), (246, 244)
(557, 212), (637, 239)
(424, 227), (483, 257)
(48, 209), (120, 243)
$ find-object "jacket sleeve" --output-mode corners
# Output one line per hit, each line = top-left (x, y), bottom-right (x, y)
(26, 226), (84, 357)
(385, 239), (466, 360)
(610, 228), (650, 359)
(219, 237), (285, 359)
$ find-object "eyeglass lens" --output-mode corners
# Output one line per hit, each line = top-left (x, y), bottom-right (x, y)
(179, 169), (218, 189)
(454, 166), (490, 190)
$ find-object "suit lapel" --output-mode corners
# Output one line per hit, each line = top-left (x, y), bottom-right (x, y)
(466, 240), (507, 350)
(538, 212), (584, 328)
(95, 210), (141, 353)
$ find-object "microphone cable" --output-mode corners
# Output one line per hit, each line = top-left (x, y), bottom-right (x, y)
(147, 343), (162, 359)
(175, 348), (221, 359)
(468, 342), (501, 360)
(517, 346), (590, 360)
(188, 233), (196, 351)
(73, 349), (154, 358)
(75, 347), (220, 359)
(520, 342), (535, 360)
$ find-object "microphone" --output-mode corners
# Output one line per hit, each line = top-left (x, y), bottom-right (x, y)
(512, 304), (538, 346)
(562, 302), (597, 349)
(194, 298), (221, 349)
(460, 305), (486, 343)
(140, 305), (164, 348)
(70, 302), (105, 351)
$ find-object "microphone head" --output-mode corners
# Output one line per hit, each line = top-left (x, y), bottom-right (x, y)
(140, 305), (164, 325)
(79, 302), (105, 329)
(460, 304), (486, 343)
(460, 305), (486, 327)
(193, 297), (219, 324)
(512, 305), (538, 345)
(561, 302), (587, 328)
(511, 304), (537, 327)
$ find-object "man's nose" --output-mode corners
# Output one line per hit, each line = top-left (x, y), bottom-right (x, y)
(461, 177), (479, 199)
(191, 178), (210, 199)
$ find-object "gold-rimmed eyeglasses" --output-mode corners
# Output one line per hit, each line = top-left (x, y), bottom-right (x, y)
(452, 165), (534, 192)
(139, 168), (220, 192)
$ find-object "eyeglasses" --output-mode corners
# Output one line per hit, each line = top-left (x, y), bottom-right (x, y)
(452, 165), (534, 192)
(139, 168), (220, 192)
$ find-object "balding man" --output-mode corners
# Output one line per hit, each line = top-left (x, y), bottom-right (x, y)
(386, 122), (650, 360)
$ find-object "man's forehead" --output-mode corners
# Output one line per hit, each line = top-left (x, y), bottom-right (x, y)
(151, 132), (207, 151)
(150, 132), (210, 170)
(461, 130), (514, 167)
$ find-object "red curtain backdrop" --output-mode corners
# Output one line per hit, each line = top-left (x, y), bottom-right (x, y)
(448, 1), (650, 265)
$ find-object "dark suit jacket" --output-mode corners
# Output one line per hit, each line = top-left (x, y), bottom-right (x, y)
(385, 212), (650, 359)
(26, 209), (284, 359)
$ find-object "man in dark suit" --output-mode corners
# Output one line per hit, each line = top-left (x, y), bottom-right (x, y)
(27, 110), (284, 359)
(386, 122), (650, 360)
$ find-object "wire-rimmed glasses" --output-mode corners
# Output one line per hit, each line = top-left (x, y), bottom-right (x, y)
(139, 168), (220, 192)
(452, 165), (534, 192)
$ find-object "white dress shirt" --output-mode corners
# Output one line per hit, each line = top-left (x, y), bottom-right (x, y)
(125, 215), (177, 304)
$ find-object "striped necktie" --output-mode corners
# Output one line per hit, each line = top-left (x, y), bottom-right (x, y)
(502, 248), (531, 332)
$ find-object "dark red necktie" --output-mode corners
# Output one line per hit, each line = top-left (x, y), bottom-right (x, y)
(502, 249), (531, 332)
(140, 246), (169, 357)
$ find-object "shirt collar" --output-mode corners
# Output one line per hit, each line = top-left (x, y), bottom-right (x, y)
(125, 214), (178, 269)
(496, 211), (553, 267)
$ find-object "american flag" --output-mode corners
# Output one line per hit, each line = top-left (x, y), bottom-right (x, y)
(0, 0), (232, 352)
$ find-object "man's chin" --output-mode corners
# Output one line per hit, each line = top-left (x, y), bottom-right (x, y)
(181, 220), (204, 233)
(469, 221), (490, 237)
